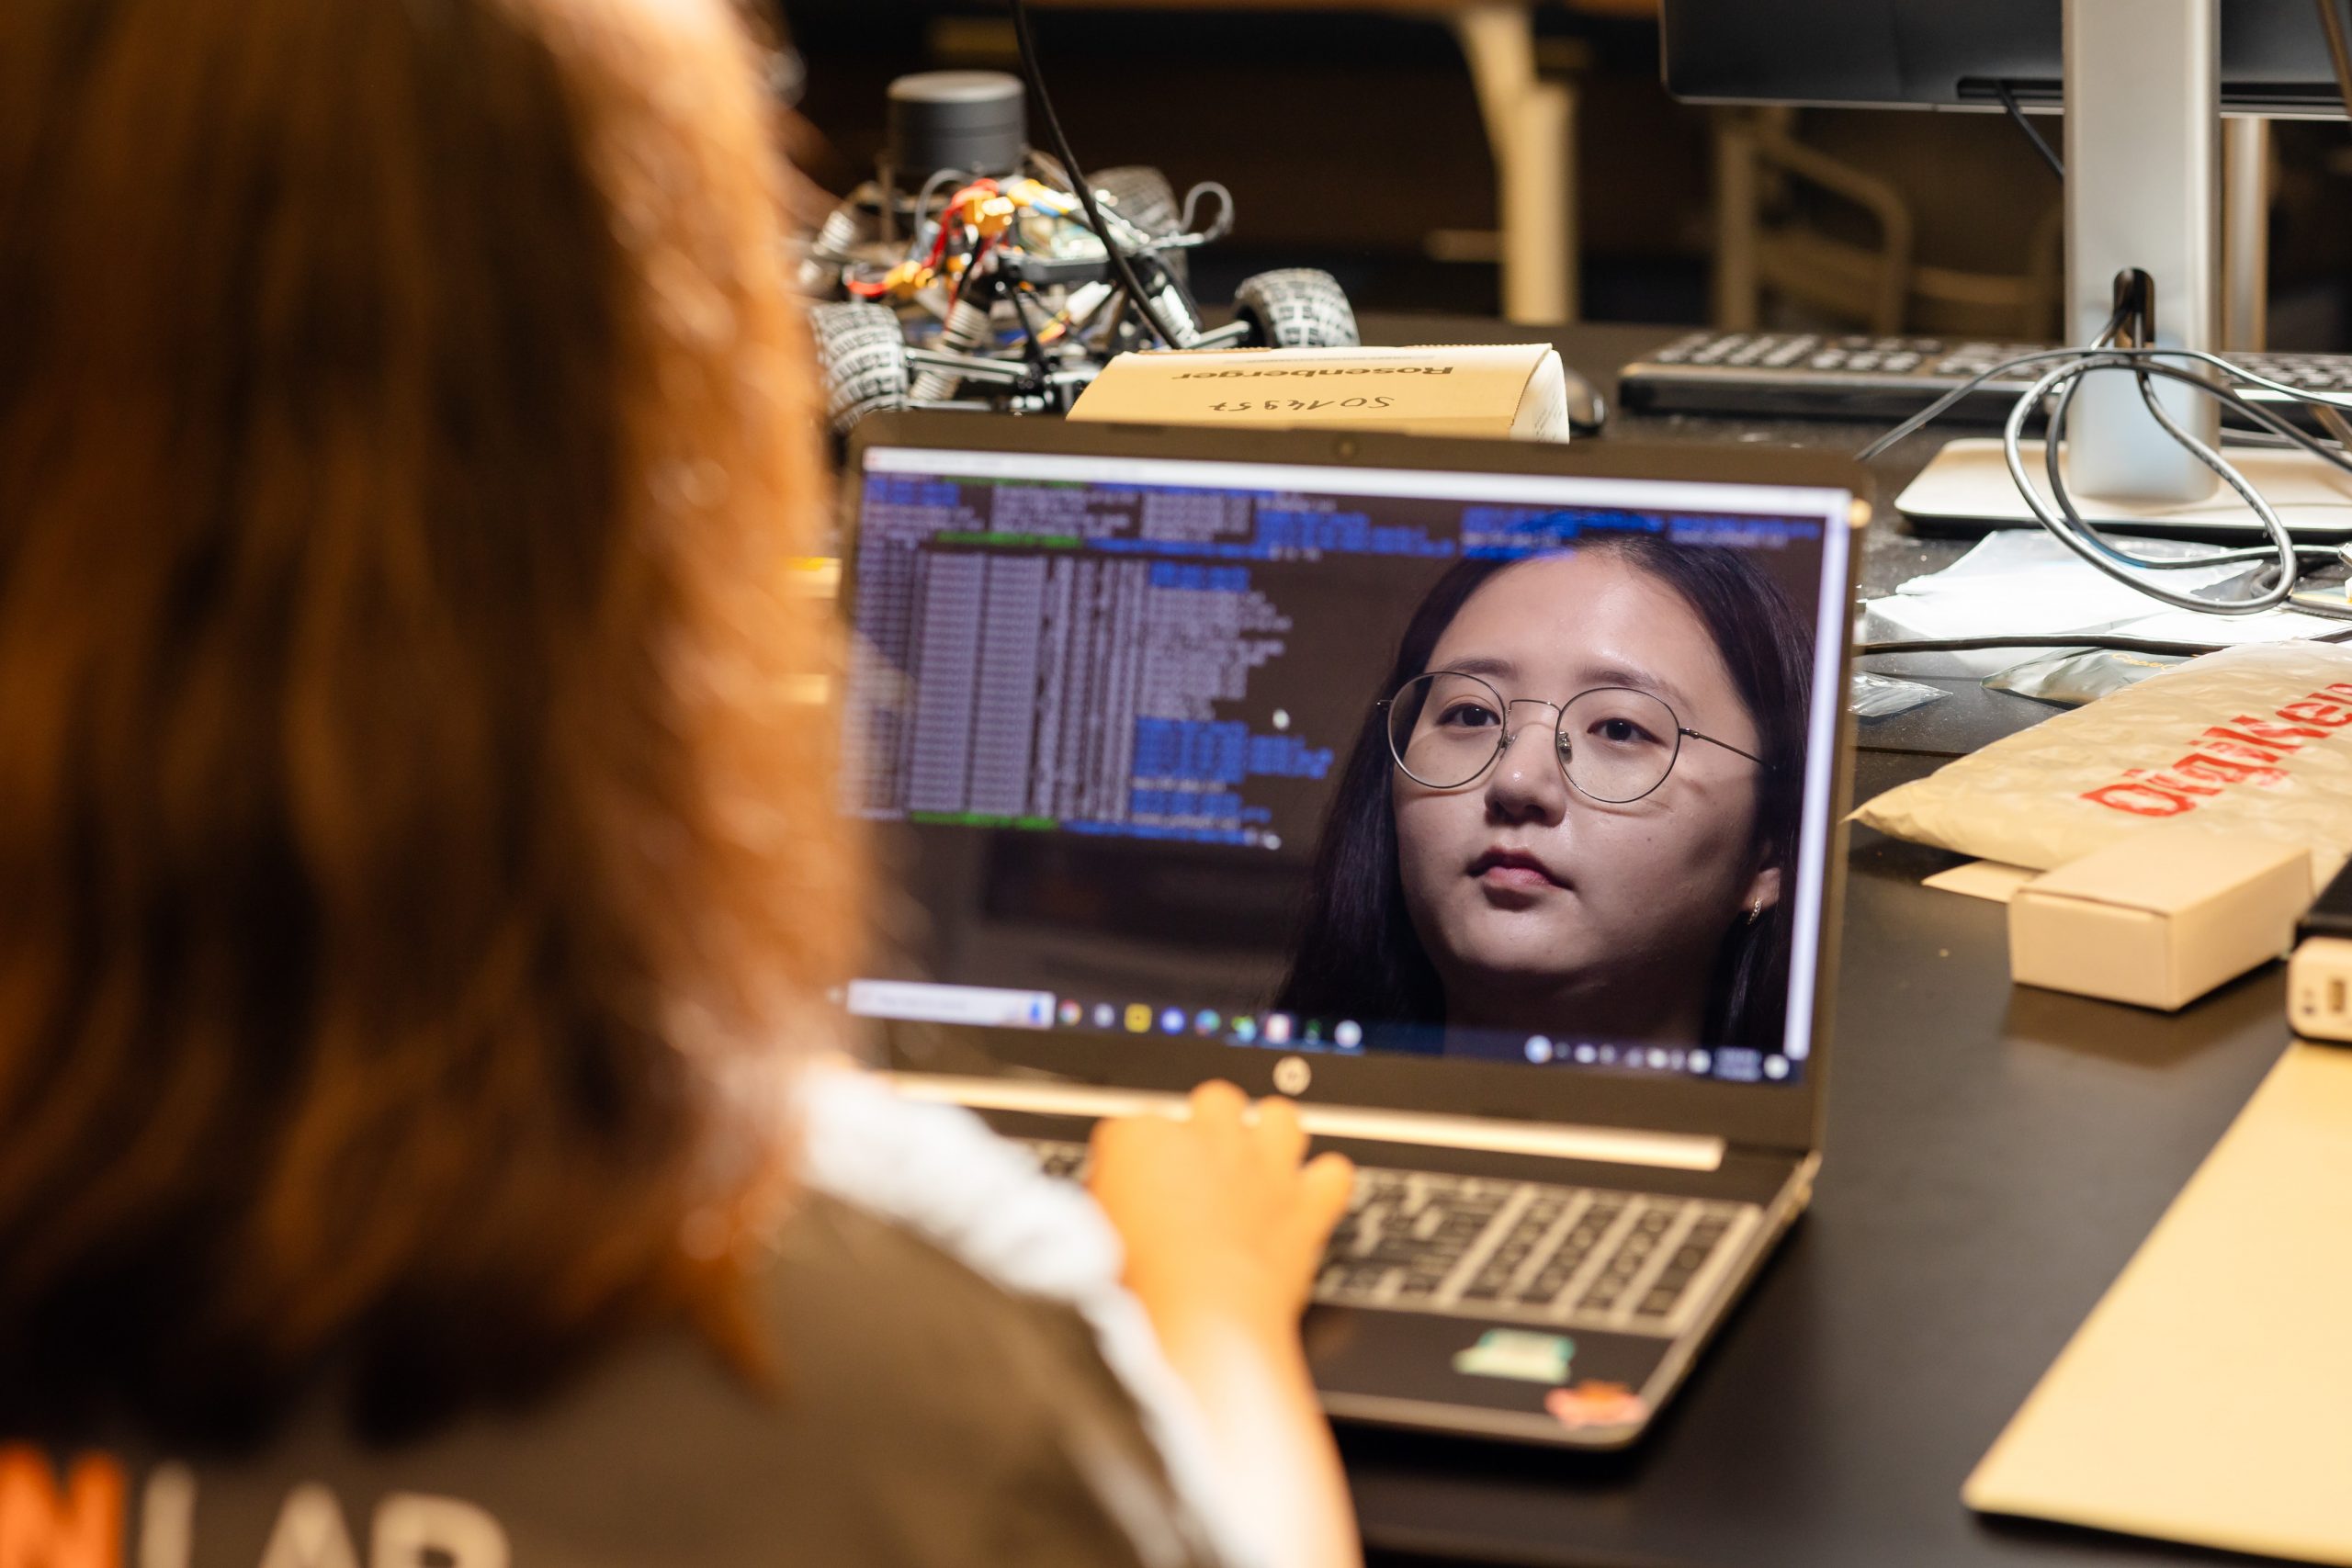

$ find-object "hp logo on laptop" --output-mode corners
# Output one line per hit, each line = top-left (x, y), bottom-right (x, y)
(1272, 1055), (1311, 1096)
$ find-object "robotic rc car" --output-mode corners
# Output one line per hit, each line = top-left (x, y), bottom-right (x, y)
(797, 71), (1360, 434)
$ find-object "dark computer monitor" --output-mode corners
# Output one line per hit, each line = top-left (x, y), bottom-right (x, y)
(1661, 0), (2350, 505)
(1662, 0), (2346, 116)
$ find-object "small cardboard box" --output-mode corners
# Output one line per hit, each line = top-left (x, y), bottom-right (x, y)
(2008, 830), (2311, 1010)
(1067, 344), (1572, 440)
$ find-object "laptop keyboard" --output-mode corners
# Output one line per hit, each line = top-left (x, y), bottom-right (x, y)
(1021, 1139), (1762, 1338)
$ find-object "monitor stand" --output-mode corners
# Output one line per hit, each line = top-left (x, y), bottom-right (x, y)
(1901, 0), (2350, 536)
(1896, 438), (2352, 542)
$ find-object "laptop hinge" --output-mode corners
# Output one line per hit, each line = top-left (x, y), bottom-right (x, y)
(882, 1073), (1724, 1173)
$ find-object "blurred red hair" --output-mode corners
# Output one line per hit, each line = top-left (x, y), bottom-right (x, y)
(0, 0), (856, 1438)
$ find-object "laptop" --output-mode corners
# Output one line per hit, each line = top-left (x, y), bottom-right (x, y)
(837, 412), (1864, 1448)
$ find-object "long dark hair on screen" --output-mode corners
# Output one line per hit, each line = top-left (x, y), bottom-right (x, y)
(1273, 532), (1814, 1053)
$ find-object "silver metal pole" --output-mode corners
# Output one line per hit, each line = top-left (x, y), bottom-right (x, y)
(2063, 0), (2220, 502)
(2222, 115), (2270, 352)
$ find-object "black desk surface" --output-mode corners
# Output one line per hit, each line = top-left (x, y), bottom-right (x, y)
(1342, 317), (2301, 1568)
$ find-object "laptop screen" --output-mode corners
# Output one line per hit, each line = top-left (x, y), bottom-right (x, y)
(842, 442), (1850, 1089)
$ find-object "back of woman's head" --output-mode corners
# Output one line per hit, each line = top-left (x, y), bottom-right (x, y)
(0, 0), (855, 1441)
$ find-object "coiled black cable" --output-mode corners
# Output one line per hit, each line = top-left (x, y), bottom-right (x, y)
(1857, 330), (2352, 615)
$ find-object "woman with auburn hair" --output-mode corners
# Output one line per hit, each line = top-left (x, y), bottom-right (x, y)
(0, 2), (1356, 1565)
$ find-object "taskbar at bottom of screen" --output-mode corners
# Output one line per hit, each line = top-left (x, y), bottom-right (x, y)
(836, 979), (1803, 1085)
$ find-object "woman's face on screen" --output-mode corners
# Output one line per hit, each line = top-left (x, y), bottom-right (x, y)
(1389, 550), (1780, 1042)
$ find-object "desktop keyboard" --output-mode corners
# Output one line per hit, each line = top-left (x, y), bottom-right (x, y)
(1022, 1139), (1761, 1338)
(1618, 330), (2352, 431)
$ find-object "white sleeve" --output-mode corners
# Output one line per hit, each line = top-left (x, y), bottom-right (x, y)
(791, 1066), (1272, 1568)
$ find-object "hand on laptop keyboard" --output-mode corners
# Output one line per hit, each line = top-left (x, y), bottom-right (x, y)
(1088, 1080), (1356, 1325)
(1085, 1082), (1363, 1568)
(1032, 1130), (1763, 1339)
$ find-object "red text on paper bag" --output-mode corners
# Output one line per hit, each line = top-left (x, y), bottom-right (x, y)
(2082, 682), (2352, 818)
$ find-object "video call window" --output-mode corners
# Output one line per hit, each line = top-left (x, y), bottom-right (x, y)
(844, 449), (1848, 1089)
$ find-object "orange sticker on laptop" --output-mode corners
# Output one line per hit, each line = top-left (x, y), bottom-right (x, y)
(1545, 1380), (1649, 1430)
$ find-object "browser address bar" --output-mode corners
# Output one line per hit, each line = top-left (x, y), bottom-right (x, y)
(845, 979), (1057, 1031)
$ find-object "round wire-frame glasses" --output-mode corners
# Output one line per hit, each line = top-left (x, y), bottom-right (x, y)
(1378, 671), (1766, 805)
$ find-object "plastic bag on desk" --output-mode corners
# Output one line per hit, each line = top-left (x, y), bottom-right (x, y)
(1851, 671), (1948, 720)
(1850, 641), (2352, 885)
(1984, 648), (2186, 709)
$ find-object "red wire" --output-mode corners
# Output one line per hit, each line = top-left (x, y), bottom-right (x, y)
(930, 179), (999, 272)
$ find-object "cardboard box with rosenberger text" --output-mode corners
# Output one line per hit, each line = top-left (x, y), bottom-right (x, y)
(1067, 344), (1573, 441)
(2008, 829), (2311, 1010)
